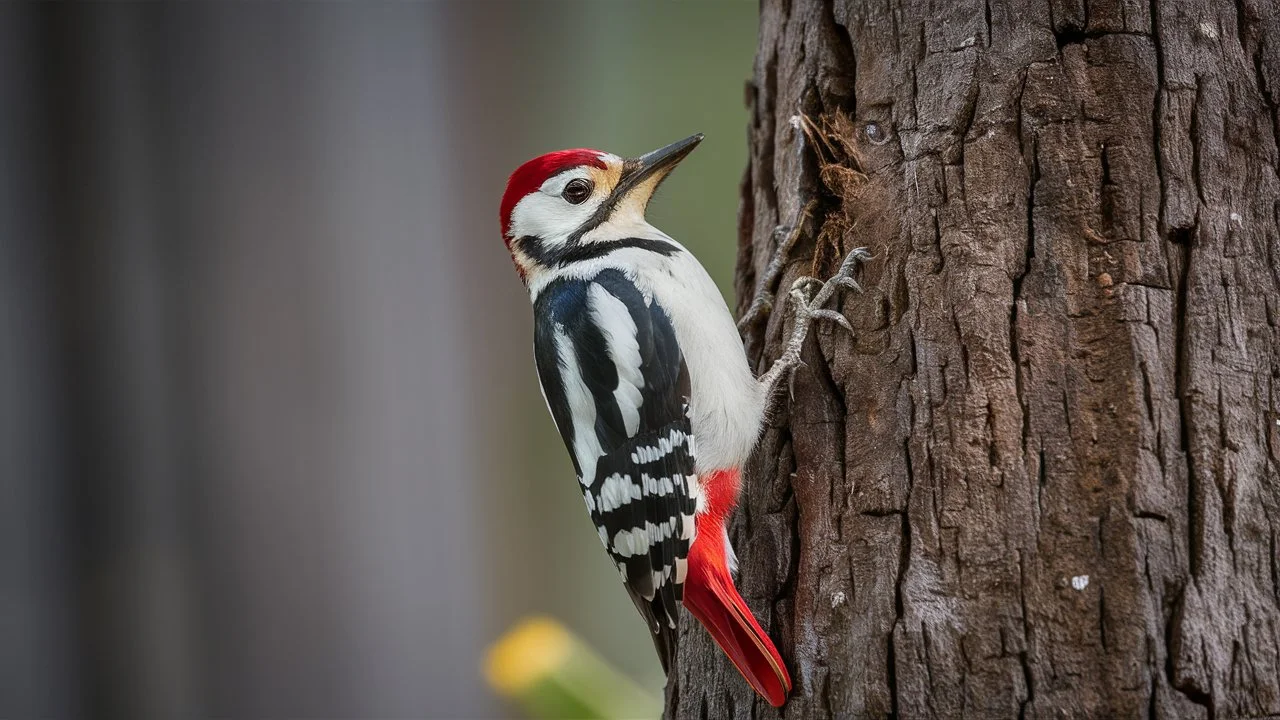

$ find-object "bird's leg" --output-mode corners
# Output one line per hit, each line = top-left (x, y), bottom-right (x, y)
(737, 201), (818, 331)
(757, 245), (872, 401)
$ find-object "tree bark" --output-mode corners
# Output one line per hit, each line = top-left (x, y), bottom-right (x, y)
(668, 0), (1280, 717)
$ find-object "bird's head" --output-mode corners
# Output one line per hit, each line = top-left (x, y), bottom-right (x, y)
(499, 134), (703, 282)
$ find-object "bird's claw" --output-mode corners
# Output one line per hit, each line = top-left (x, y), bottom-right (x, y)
(784, 246), (872, 334)
(757, 245), (873, 402)
(845, 247), (873, 264)
(836, 276), (863, 293)
(811, 308), (853, 332)
(830, 247), (871, 284)
(787, 358), (808, 399)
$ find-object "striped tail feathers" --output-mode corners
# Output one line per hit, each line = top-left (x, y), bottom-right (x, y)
(682, 517), (792, 708)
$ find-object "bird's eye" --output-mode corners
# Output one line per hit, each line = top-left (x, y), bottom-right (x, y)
(562, 178), (593, 205)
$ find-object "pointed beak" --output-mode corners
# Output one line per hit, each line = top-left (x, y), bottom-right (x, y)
(632, 133), (703, 179)
(615, 133), (703, 202)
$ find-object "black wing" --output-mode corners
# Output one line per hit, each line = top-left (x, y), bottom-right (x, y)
(532, 269), (698, 672)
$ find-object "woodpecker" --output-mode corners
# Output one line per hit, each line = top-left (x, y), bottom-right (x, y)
(499, 134), (866, 707)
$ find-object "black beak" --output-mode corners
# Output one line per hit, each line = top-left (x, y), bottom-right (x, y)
(618, 133), (703, 195)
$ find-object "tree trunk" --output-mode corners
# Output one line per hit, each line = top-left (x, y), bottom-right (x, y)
(668, 0), (1280, 717)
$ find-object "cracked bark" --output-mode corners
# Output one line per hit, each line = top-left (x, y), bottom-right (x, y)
(666, 0), (1280, 717)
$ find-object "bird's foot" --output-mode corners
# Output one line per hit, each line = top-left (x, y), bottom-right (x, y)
(757, 245), (872, 399)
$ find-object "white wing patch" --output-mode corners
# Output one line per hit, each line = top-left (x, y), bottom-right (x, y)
(611, 526), (650, 558)
(610, 517), (679, 559)
(639, 473), (675, 497)
(598, 472), (642, 512)
(554, 324), (604, 486)
(588, 283), (645, 437)
(630, 427), (692, 464)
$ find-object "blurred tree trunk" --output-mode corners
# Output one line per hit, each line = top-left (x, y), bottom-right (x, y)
(668, 0), (1280, 717)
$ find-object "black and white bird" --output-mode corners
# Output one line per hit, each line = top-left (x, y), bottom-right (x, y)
(499, 134), (866, 707)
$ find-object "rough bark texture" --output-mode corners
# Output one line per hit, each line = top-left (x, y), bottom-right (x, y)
(667, 0), (1280, 717)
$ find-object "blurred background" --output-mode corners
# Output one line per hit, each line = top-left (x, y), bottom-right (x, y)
(0, 2), (756, 718)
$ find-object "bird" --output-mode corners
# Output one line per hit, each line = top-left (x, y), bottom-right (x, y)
(499, 133), (867, 707)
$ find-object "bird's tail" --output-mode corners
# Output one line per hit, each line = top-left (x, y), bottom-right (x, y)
(682, 516), (791, 707)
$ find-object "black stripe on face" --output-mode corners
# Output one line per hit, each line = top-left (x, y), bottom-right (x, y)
(562, 158), (648, 245)
(516, 138), (699, 273)
(511, 160), (682, 269)
(567, 135), (700, 247)
(516, 235), (680, 268)
(561, 237), (680, 264)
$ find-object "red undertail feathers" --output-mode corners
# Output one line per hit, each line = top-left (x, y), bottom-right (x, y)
(682, 470), (791, 707)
